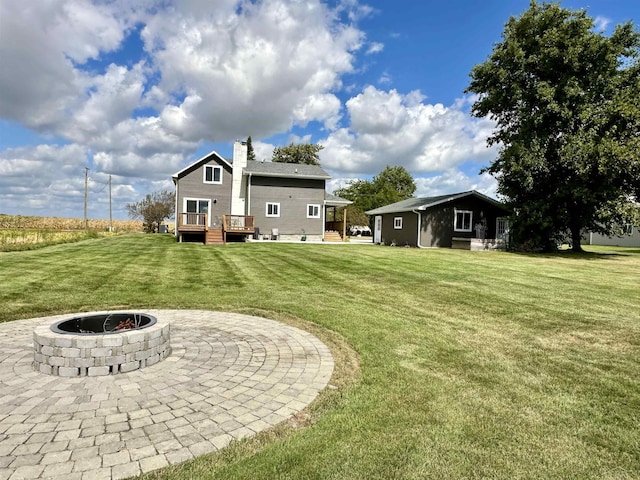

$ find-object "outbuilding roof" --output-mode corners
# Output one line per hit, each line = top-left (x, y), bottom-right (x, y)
(365, 190), (508, 215)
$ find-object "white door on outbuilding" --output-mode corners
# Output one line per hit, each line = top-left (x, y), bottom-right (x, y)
(374, 216), (382, 244)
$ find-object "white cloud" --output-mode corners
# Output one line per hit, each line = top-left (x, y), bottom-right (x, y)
(292, 94), (343, 130)
(366, 42), (384, 54)
(414, 170), (498, 199)
(93, 151), (184, 179)
(0, 0), (135, 132)
(0, 144), (90, 216)
(320, 86), (498, 175)
(64, 63), (148, 142)
(252, 141), (276, 163)
(594, 16), (611, 32)
(0, 0), (368, 176)
(378, 71), (392, 85)
(143, 0), (364, 141)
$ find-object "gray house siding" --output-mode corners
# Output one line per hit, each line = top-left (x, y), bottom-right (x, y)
(380, 212), (418, 246)
(248, 176), (325, 236)
(176, 156), (233, 226)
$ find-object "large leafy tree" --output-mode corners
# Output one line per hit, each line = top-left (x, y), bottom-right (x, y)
(126, 190), (175, 233)
(466, 1), (640, 251)
(272, 143), (323, 166)
(335, 166), (416, 228)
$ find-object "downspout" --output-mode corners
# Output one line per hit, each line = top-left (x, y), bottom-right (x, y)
(412, 209), (424, 248)
(322, 200), (326, 241)
(174, 180), (180, 242)
(247, 172), (252, 215)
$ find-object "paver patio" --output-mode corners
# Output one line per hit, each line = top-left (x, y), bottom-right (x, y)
(0, 310), (334, 480)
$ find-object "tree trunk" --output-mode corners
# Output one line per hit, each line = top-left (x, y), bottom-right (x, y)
(570, 227), (584, 252)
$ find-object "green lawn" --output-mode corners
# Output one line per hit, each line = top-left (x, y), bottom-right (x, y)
(1, 235), (639, 479)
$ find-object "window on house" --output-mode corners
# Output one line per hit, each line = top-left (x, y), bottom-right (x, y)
(454, 210), (473, 232)
(266, 202), (280, 217)
(184, 199), (209, 226)
(307, 204), (320, 218)
(394, 217), (403, 229)
(204, 165), (222, 184)
(623, 223), (634, 235)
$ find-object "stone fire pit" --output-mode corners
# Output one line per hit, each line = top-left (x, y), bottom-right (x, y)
(33, 311), (171, 377)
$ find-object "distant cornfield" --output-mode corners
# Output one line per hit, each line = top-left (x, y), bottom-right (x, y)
(0, 215), (143, 232)
(0, 215), (144, 251)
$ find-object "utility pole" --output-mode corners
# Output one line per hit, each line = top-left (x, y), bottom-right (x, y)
(109, 175), (113, 232)
(84, 167), (89, 229)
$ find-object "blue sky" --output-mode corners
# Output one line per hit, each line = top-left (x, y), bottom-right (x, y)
(1, 0), (639, 220)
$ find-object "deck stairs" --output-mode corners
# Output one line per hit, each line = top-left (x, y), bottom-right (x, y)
(205, 229), (224, 245)
(323, 231), (343, 242)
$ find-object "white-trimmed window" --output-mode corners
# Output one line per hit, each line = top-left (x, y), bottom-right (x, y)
(266, 202), (280, 217)
(496, 217), (508, 238)
(454, 209), (473, 232)
(307, 204), (320, 218)
(183, 198), (210, 226)
(623, 223), (634, 235)
(203, 165), (222, 184)
(394, 216), (403, 229)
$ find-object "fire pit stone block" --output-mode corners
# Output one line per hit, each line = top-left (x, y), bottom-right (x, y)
(33, 312), (171, 377)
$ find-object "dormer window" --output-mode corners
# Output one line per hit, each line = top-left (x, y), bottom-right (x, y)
(204, 165), (222, 184)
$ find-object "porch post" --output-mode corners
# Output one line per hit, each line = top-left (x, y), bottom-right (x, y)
(343, 207), (347, 241)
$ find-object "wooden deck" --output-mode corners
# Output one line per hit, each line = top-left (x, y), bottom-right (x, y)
(177, 213), (254, 245)
(177, 213), (207, 233)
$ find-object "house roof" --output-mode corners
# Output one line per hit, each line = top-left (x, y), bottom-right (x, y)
(171, 148), (331, 183)
(365, 190), (509, 215)
(171, 150), (231, 182)
(244, 160), (330, 180)
(325, 192), (353, 206)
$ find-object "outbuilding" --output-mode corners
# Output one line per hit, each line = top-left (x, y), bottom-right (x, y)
(365, 190), (511, 249)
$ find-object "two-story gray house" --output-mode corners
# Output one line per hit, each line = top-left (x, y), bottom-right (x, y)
(172, 141), (350, 244)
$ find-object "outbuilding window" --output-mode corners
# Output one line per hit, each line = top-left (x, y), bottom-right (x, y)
(454, 209), (472, 232)
(394, 217), (403, 229)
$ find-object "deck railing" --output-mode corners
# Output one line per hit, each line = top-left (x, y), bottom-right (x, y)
(223, 215), (255, 233)
(178, 213), (208, 230)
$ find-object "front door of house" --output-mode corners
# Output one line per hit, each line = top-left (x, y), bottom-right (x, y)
(374, 216), (382, 244)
